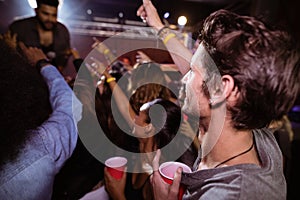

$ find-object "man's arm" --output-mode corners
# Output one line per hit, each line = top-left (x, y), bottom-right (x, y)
(19, 42), (82, 171)
(137, 0), (192, 75)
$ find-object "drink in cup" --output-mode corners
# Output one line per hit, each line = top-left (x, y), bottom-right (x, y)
(159, 161), (192, 200)
(105, 156), (127, 180)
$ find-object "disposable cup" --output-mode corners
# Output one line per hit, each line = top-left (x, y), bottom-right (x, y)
(105, 156), (127, 180)
(159, 161), (191, 200)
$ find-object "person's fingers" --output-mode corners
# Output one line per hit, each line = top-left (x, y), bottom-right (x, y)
(12, 33), (17, 41)
(136, 5), (144, 16)
(104, 167), (111, 181)
(152, 149), (161, 171)
(18, 41), (27, 52)
(169, 167), (182, 195)
(149, 174), (153, 184)
(122, 167), (127, 180)
(92, 36), (100, 43)
(143, 0), (151, 6)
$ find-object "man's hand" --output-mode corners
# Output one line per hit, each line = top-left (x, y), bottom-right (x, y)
(137, 0), (164, 31)
(104, 167), (127, 200)
(0, 31), (17, 50)
(150, 149), (182, 200)
(18, 42), (47, 67)
(136, 51), (152, 64)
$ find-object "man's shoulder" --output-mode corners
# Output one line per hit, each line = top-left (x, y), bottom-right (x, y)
(10, 16), (36, 26)
(56, 21), (69, 32)
(9, 16), (36, 32)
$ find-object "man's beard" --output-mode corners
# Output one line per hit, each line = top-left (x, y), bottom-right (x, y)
(38, 19), (56, 31)
(182, 96), (200, 119)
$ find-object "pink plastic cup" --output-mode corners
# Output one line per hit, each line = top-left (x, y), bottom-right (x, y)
(159, 161), (192, 200)
(105, 156), (127, 180)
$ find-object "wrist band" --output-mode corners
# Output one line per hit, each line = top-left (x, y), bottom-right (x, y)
(157, 26), (168, 36)
(163, 33), (176, 44)
(36, 58), (51, 72)
(157, 27), (177, 44)
(103, 49), (110, 55)
(106, 77), (116, 83)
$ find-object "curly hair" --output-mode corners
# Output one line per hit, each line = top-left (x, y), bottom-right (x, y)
(200, 9), (300, 130)
(129, 62), (172, 114)
(0, 40), (51, 167)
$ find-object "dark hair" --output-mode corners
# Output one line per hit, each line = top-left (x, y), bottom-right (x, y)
(0, 40), (51, 167)
(143, 99), (181, 148)
(94, 79), (139, 153)
(36, 0), (59, 8)
(130, 63), (172, 114)
(200, 9), (300, 129)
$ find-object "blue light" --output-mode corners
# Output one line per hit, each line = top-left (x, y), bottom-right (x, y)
(164, 12), (170, 19)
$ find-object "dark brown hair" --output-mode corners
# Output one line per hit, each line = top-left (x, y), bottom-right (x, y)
(0, 40), (51, 167)
(37, 0), (59, 8)
(201, 9), (300, 129)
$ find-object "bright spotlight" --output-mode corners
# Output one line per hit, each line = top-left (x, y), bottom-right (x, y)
(177, 16), (187, 26)
(118, 12), (124, 18)
(27, 0), (37, 8)
(87, 9), (93, 15)
(164, 12), (170, 19)
(27, 0), (64, 9)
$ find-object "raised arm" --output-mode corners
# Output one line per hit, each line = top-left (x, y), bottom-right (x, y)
(103, 71), (136, 129)
(19, 42), (82, 170)
(137, 0), (192, 75)
(88, 57), (136, 129)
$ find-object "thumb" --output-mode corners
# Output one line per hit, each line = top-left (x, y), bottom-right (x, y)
(152, 149), (161, 171)
(143, 0), (150, 4)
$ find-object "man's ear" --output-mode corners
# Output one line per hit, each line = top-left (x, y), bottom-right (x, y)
(221, 75), (235, 98)
(209, 75), (235, 106)
(221, 75), (240, 106)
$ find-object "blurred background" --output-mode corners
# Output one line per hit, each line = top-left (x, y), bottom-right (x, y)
(2, 0), (298, 101)
(1, 0), (300, 199)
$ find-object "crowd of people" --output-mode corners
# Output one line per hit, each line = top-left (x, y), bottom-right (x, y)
(0, 0), (299, 199)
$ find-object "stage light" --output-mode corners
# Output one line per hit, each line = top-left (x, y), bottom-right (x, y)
(27, 0), (64, 9)
(177, 16), (187, 26)
(87, 9), (93, 15)
(164, 12), (170, 19)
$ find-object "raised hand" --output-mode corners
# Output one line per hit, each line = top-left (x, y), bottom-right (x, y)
(136, 0), (164, 30)
(18, 42), (47, 67)
(0, 31), (17, 50)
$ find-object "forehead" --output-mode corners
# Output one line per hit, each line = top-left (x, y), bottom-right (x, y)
(191, 43), (206, 72)
(38, 4), (58, 14)
(190, 42), (218, 80)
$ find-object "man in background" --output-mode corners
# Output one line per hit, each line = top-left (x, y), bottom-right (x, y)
(9, 0), (70, 72)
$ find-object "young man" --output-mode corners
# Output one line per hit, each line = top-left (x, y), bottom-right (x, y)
(9, 0), (70, 72)
(0, 41), (81, 199)
(138, 0), (300, 199)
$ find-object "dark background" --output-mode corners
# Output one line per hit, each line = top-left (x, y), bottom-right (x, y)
(0, 1), (300, 199)
(1, 0), (300, 36)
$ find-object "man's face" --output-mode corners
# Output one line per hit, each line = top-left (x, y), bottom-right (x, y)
(35, 4), (58, 30)
(182, 43), (212, 136)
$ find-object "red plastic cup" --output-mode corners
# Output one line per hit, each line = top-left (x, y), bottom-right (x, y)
(159, 161), (192, 200)
(105, 156), (127, 180)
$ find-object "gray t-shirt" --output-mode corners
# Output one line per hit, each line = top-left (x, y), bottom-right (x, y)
(181, 128), (286, 200)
